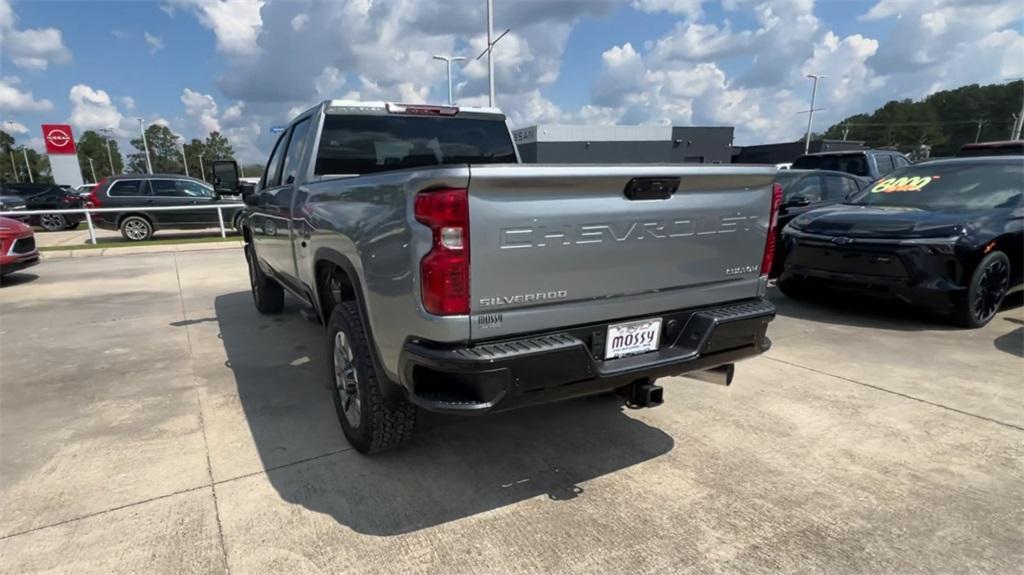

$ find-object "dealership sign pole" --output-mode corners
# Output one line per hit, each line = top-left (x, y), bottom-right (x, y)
(41, 124), (85, 187)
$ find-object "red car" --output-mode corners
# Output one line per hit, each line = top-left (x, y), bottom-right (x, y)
(0, 216), (39, 277)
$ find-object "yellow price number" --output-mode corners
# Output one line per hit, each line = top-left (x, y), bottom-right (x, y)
(871, 176), (936, 193)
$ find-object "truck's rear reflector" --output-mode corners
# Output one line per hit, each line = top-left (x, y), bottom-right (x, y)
(415, 188), (469, 315)
(760, 181), (783, 277)
(387, 103), (459, 116)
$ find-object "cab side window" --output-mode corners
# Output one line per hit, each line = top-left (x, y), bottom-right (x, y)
(281, 118), (312, 186)
(876, 154), (896, 176)
(263, 131), (288, 188)
(787, 176), (823, 202)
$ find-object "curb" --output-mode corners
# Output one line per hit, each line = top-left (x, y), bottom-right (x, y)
(40, 241), (244, 260)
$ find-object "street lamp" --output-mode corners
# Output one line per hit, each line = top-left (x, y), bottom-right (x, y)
(197, 151), (206, 182)
(432, 54), (467, 105)
(136, 117), (153, 174)
(100, 128), (117, 175)
(88, 158), (96, 182)
(803, 74), (827, 154)
(21, 147), (33, 183)
(176, 137), (190, 177)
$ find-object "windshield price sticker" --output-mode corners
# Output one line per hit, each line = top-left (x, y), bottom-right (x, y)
(871, 176), (938, 193)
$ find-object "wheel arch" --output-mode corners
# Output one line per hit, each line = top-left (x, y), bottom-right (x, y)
(116, 212), (154, 229)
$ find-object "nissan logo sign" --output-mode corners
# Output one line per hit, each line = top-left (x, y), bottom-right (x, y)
(45, 128), (71, 148)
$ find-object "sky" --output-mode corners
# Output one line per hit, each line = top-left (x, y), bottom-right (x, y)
(0, 0), (1022, 163)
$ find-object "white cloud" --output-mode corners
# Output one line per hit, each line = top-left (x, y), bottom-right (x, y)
(0, 77), (54, 112)
(144, 31), (165, 54)
(1, 119), (28, 134)
(121, 96), (136, 110)
(0, 0), (72, 70)
(631, 0), (704, 19)
(173, 0), (265, 57)
(68, 84), (125, 132)
(181, 88), (221, 132)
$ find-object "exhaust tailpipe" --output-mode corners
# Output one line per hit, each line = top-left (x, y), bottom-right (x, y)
(685, 364), (735, 387)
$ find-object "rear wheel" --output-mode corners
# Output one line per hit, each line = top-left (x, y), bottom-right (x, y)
(119, 216), (153, 241)
(39, 213), (67, 232)
(327, 302), (415, 454)
(245, 243), (284, 314)
(954, 251), (1010, 329)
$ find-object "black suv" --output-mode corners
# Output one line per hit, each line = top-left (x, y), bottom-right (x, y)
(792, 149), (911, 181)
(0, 183), (87, 231)
(90, 174), (244, 241)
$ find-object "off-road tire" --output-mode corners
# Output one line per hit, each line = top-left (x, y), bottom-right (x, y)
(327, 302), (415, 454)
(245, 242), (284, 314)
(954, 251), (1010, 329)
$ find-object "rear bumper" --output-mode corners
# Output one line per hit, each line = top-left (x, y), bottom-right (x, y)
(398, 298), (774, 414)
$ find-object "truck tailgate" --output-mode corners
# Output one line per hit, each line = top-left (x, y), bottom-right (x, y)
(467, 165), (776, 339)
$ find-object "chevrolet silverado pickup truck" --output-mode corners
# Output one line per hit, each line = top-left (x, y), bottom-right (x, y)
(215, 101), (780, 454)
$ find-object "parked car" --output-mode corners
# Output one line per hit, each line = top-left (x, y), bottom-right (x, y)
(769, 169), (870, 276)
(0, 216), (39, 277)
(777, 157), (1022, 328)
(0, 194), (29, 222)
(956, 140), (1024, 157)
(217, 100), (778, 454)
(0, 183), (87, 231)
(791, 149), (911, 181)
(89, 174), (245, 241)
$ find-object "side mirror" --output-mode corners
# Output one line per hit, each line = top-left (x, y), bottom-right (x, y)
(212, 160), (241, 196)
(785, 195), (812, 208)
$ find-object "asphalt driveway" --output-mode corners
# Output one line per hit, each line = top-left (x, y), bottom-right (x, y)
(1, 249), (1021, 574)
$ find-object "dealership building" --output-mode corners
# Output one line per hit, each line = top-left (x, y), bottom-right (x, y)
(512, 124), (735, 165)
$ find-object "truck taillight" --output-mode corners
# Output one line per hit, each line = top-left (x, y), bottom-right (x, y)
(415, 188), (469, 315)
(760, 181), (783, 278)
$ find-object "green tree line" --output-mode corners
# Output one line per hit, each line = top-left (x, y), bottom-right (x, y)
(823, 80), (1023, 157)
(126, 124), (235, 182)
(0, 131), (53, 184)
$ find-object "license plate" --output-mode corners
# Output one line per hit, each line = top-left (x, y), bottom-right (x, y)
(605, 318), (662, 360)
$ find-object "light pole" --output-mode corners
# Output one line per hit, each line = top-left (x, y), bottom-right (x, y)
(177, 139), (190, 177)
(197, 152), (206, 182)
(101, 128), (116, 175)
(432, 54), (467, 105)
(136, 117), (153, 174)
(486, 0), (495, 106)
(88, 158), (96, 182)
(803, 74), (827, 154)
(21, 147), (33, 183)
(9, 151), (18, 181)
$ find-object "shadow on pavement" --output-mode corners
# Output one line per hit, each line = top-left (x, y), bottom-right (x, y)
(994, 316), (1024, 358)
(214, 291), (675, 536)
(768, 285), (1024, 332)
(0, 272), (39, 287)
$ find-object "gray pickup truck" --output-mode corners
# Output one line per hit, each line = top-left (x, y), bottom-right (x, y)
(215, 101), (780, 454)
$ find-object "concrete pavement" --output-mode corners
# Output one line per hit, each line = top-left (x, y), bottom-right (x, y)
(1, 251), (1021, 574)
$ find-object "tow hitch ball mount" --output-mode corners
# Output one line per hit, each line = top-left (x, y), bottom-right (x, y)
(622, 379), (664, 409)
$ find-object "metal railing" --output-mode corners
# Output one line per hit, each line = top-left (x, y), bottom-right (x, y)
(0, 203), (245, 245)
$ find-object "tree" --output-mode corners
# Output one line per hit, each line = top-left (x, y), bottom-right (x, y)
(184, 138), (207, 181)
(77, 130), (124, 182)
(201, 131), (235, 181)
(128, 123), (186, 174)
(823, 80), (1023, 156)
(0, 130), (53, 183)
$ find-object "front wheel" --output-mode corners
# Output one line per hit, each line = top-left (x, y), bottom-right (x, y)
(245, 243), (284, 314)
(954, 251), (1010, 329)
(327, 302), (416, 454)
(119, 216), (153, 241)
(39, 213), (67, 232)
